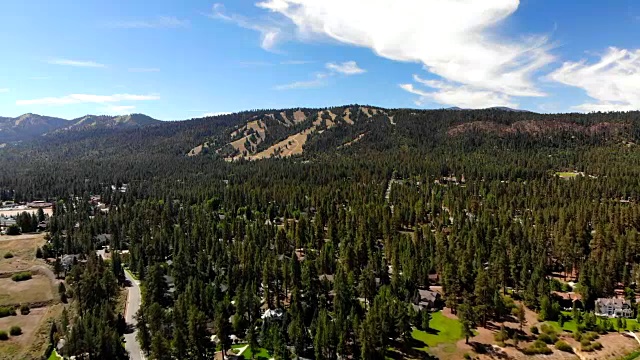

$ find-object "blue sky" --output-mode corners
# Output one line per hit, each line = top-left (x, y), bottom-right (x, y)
(0, 0), (639, 120)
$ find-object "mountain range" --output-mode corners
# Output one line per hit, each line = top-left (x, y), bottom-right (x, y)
(0, 113), (160, 142)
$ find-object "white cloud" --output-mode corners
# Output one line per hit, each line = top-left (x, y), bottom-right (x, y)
(0, 88), (9, 93)
(208, 4), (283, 51)
(400, 80), (517, 109)
(549, 47), (640, 112)
(108, 16), (189, 29)
(16, 93), (159, 106)
(128, 68), (161, 73)
(47, 58), (106, 68)
(275, 73), (328, 90)
(326, 61), (366, 75)
(101, 105), (136, 114)
(255, 0), (553, 107)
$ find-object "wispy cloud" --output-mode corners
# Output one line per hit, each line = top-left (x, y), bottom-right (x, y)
(0, 88), (9, 93)
(400, 77), (517, 109)
(47, 58), (106, 68)
(108, 16), (189, 29)
(281, 60), (314, 65)
(275, 73), (328, 90)
(275, 60), (364, 90)
(101, 105), (136, 114)
(549, 47), (640, 112)
(255, 0), (553, 108)
(128, 68), (161, 73)
(326, 61), (366, 75)
(16, 93), (159, 106)
(207, 3), (283, 51)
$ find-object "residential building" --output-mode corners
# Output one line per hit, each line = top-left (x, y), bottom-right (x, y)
(595, 298), (633, 318)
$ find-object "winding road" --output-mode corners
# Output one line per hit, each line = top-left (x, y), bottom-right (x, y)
(124, 270), (145, 360)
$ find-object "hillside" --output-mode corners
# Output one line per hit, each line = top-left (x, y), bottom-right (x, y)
(0, 113), (161, 142)
(0, 113), (68, 142)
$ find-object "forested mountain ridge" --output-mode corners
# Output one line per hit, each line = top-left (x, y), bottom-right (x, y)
(0, 113), (68, 142)
(6, 106), (640, 359)
(0, 113), (161, 142)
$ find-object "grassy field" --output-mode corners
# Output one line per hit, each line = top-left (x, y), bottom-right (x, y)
(231, 344), (271, 359)
(411, 311), (464, 353)
(0, 304), (63, 360)
(0, 275), (54, 307)
(545, 311), (639, 333)
(0, 233), (45, 273)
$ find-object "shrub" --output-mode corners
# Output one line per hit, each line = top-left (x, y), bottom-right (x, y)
(3, 252), (13, 259)
(9, 326), (22, 336)
(530, 325), (539, 335)
(521, 340), (553, 355)
(35, 247), (43, 258)
(0, 331), (8, 340)
(584, 332), (599, 341)
(0, 307), (16, 318)
(538, 333), (558, 344)
(463, 354), (472, 360)
(555, 340), (573, 353)
(19, 304), (29, 315)
(582, 341), (603, 352)
(540, 323), (555, 334)
(11, 271), (32, 282)
(573, 331), (582, 341)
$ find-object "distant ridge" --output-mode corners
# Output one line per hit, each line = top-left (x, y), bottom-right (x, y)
(0, 113), (160, 142)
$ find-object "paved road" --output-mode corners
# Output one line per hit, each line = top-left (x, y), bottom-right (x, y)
(124, 270), (145, 360)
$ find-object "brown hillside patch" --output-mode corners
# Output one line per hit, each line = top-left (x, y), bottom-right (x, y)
(250, 128), (314, 160)
(187, 143), (208, 157)
(280, 112), (293, 126)
(343, 108), (354, 124)
(338, 133), (367, 149)
(293, 110), (306, 123)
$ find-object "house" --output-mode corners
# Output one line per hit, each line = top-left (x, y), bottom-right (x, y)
(595, 298), (633, 318)
(412, 289), (442, 311)
(551, 291), (583, 311)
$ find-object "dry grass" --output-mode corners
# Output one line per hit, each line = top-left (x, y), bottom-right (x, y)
(0, 234), (45, 274)
(0, 304), (63, 360)
(0, 275), (54, 307)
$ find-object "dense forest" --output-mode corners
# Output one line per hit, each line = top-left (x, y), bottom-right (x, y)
(5, 106), (640, 359)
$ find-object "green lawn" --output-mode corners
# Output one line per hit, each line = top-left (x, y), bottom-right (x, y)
(411, 311), (465, 352)
(545, 311), (639, 333)
(48, 350), (63, 360)
(231, 344), (271, 359)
